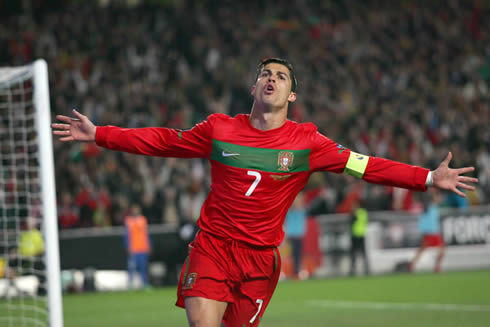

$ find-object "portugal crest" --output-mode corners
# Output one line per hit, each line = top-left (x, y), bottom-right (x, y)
(183, 272), (197, 290)
(277, 151), (294, 171)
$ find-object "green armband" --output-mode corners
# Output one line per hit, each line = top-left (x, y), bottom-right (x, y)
(344, 151), (369, 178)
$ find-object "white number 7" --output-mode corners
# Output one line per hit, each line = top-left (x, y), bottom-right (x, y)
(249, 299), (264, 323)
(245, 171), (261, 196)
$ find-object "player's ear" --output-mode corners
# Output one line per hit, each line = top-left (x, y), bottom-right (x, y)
(288, 92), (296, 103)
(251, 85), (256, 96)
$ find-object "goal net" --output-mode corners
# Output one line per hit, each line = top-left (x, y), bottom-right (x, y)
(0, 60), (63, 327)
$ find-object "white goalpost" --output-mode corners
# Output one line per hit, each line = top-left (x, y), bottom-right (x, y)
(0, 59), (63, 327)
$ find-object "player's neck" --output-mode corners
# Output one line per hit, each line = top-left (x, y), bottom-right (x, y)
(249, 103), (288, 131)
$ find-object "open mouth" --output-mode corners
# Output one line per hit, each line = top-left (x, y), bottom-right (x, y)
(265, 84), (275, 94)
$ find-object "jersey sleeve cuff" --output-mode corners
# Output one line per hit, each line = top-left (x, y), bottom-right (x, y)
(425, 171), (433, 186)
(416, 168), (430, 191)
(95, 126), (109, 148)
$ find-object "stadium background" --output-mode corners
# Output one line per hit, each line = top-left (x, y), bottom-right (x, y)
(1, 0), (490, 326)
(2, 0), (489, 229)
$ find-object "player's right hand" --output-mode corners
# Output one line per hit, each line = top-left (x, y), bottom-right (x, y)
(51, 109), (97, 142)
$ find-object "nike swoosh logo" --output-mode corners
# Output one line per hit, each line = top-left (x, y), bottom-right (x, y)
(222, 151), (240, 157)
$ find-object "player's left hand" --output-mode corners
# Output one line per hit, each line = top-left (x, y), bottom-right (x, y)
(432, 152), (478, 197)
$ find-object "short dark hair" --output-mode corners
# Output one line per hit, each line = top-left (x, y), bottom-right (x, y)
(256, 58), (297, 92)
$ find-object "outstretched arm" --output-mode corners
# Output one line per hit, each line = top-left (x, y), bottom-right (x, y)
(51, 109), (96, 142)
(431, 152), (478, 197)
(52, 109), (214, 158)
(310, 132), (478, 197)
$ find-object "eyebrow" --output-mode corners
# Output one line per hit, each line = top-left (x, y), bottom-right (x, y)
(262, 69), (290, 80)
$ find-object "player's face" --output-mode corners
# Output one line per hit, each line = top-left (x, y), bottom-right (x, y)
(252, 63), (296, 109)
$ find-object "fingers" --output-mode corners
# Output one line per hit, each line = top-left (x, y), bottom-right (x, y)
(451, 187), (466, 198)
(55, 115), (73, 123)
(52, 112), (79, 140)
(456, 182), (475, 191)
(456, 166), (475, 175)
(442, 152), (452, 166)
(52, 116), (73, 140)
(72, 109), (84, 120)
(51, 123), (71, 130)
(59, 136), (74, 142)
(459, 176), (479, 183)
(53, 130), (71, 136)
(52, 122), (72, 141)
(52, 121), (72, 140)
(55, 109), (82, 123)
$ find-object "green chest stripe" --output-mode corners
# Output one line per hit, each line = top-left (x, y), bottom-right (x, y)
(211, 139), (310, 173)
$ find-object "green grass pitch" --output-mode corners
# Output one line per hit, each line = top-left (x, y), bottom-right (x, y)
(3, 270), (490, 326)
(63, 270), (490, 327)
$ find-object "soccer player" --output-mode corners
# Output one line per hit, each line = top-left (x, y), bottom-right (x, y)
(52, 58), (478, 327)
(409, 189), (446, 273)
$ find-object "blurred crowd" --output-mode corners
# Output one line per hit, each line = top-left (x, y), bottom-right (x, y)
(1, 0), (489, 229)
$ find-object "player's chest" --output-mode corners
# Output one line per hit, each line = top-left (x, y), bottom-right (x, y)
(209, 139), (311, 173)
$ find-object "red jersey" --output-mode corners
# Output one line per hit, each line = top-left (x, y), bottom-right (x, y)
(96, 113), (429, 247)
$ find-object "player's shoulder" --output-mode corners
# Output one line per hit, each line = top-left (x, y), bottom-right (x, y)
(205, 113), (235, 124)
(206, 113), (231, 121)
(205, 113), (248, 126)
(287, 120), (330, 148)
(287, 119), (318, 134)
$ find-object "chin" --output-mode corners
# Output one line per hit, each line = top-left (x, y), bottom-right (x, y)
(263, 101), (280, 109)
